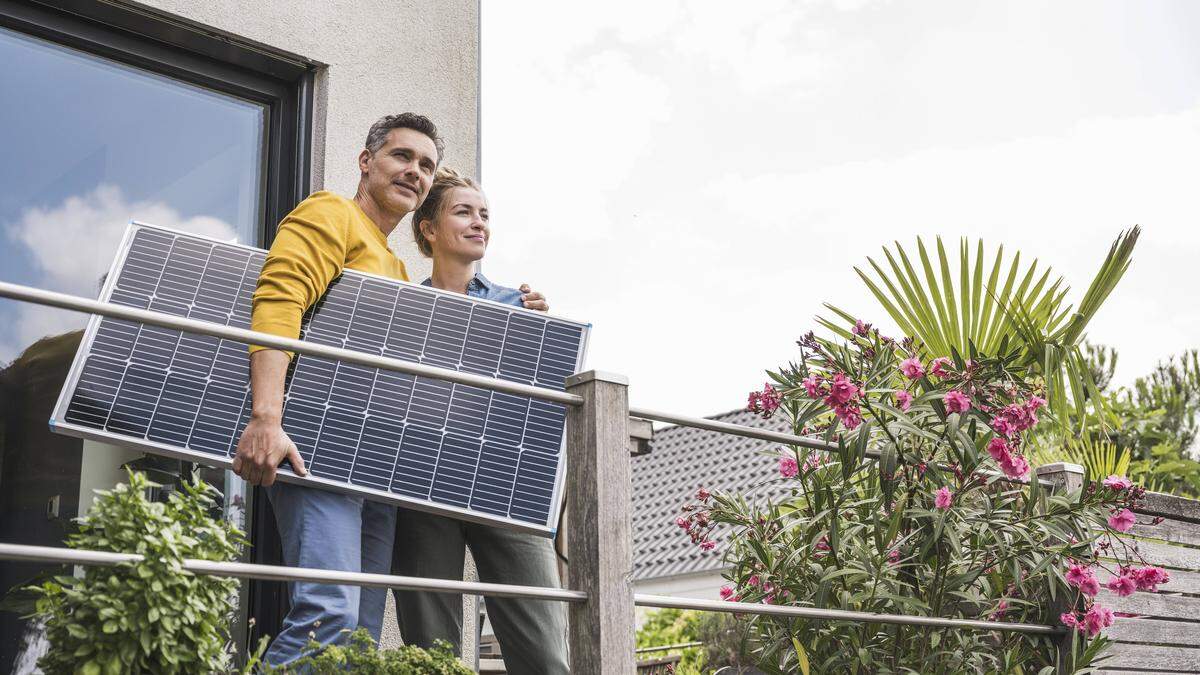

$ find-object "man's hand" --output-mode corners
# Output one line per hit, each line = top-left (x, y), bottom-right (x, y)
(232, 413), (307, 486)
(519, 283), (550, 312)
(233, 348), (307, 486)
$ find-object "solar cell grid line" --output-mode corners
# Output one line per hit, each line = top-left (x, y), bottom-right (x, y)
(50, 222), (590, 534)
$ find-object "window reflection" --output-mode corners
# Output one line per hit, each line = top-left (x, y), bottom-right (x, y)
(0, 25), (266, 672)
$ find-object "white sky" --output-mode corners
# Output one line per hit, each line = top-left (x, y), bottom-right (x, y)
(479, 0), (1200, 418)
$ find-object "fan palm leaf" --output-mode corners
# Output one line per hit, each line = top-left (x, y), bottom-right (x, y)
(821, 227), (1141, 434)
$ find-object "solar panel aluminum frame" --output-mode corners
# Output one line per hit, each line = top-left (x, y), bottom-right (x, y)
(49, 221), (590, 537)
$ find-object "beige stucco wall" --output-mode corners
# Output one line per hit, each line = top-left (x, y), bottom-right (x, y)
(129, 0), (481, 657)
(132, 0), (481, 281)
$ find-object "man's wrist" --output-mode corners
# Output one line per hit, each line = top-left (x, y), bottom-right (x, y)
(250, 409), (283, 424)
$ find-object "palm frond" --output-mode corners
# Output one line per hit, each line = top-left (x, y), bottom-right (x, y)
(823, 229), (1140, 436)
(1032, 435), (1130, 480)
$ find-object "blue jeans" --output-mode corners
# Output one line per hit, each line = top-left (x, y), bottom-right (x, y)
(264, 482), (397, 667)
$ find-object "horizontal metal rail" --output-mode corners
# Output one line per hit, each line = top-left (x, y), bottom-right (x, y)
(636, 641), (704, 654)
(0, 543), (587, 602)
(629, 405), (849, 455)
(0, 281), (581, 406)
(0, 543), (1059, 636)
(633, 593), (1059, 635)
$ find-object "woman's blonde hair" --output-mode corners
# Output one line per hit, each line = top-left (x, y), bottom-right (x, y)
(411, 167), (482, 257)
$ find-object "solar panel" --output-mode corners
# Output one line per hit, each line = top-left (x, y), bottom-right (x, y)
(50, 223), (589, 534)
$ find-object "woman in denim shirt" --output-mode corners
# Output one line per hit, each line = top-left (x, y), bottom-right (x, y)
(391, 168), (568, 674)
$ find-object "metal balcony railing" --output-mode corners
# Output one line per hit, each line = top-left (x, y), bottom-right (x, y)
(0, 280), (1070, 673)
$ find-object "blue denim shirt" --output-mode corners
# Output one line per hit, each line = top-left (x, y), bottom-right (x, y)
(420, 272), (524, 308)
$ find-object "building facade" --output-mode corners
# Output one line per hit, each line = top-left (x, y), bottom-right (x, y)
(0, 0), (480, 669)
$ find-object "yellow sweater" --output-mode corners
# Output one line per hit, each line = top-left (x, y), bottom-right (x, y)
(250, 191), (409, 355)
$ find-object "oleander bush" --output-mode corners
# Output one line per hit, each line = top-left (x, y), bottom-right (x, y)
(678, 230), (1174, 674)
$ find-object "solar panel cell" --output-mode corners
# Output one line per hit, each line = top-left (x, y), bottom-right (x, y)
(52, 224), (587, 533)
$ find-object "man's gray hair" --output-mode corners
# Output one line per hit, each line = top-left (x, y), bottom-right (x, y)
(364, 113), (444, 162)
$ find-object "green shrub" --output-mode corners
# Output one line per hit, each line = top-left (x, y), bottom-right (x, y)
(1033, 347), (1200, 497)
(687, 325), (1163, 674)
(263, 628), (472, 674)
(29, 470), (244, 674)
(636, 608), (758, 674)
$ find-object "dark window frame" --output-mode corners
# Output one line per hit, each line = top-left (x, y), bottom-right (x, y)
(0, 0), (315, 654)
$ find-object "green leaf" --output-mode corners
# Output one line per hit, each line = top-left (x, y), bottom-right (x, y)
(792, 636), (811, 675)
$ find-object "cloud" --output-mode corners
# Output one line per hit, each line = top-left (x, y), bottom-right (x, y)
(483, 74), (1200, 418)
(7, 184), (236, 294)
(1, 184), (236, 362)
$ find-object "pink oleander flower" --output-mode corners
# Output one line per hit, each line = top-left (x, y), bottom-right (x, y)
(700, 540), (716, 551)
(824, 373), (860, 406)
(719, 585), (734, 600)
(930, 357), (952, 379)
(986, 437), (1010, 461)
(943, 390), (971, 413)
(748, 384), (782, 417)
(1082, 604), (1114, 637)
(1106, 574), (1137, 597)
(1003, 402), (1031, 426)
(999, 452), (1030, 480)
(1133, 566), (1170, 592)
(1079, 574), (1101, 597)
(802, 375), (822, 398)
(1108, 508), (1136, 533)
(1028, 395), (1047, 411)
(991, 416), (1016, 437)
(675, 516), (689, 530)
(815, 535), (830, 552)
(934, 486), (953, 510)
(887, 548), (900, 564)
(900, 357), (926, 380)
(1060, 612), (1079, 629)
(835, 403), (863, 430)
(1066, 563), (1093, 588)
(993, 398), (1043, 435)
(779, 455), (799, 479)
(696, 488), (711, 501)
(747, 575), (761, 588)
(760, 384), (781, 412)
(990, 599), (1008, 621)
(853, 319), (871, 336)
(894, 389), (913, 411)
(1102, 475), (1133, 490)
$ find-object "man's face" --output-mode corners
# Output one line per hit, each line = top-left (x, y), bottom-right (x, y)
(358, 128), (438, 217)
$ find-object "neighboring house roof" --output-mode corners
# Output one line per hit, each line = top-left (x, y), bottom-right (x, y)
(631, 407), (790, 582)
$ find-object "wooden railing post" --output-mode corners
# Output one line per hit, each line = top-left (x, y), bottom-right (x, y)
(1035, 461), (1086, 674)
(565, 370), (634, 674)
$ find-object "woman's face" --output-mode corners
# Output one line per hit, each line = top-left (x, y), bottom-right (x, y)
(425, 186), (489, 262)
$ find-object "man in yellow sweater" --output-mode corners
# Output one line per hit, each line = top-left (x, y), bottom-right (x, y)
(231, 114), (546, 666)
